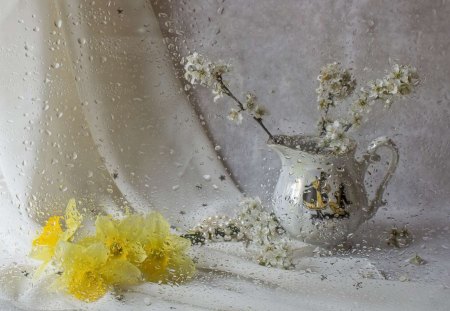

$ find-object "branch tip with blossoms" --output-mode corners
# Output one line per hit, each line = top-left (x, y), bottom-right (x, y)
(183, 53), (274, 140)
(316, 62), (419, 153)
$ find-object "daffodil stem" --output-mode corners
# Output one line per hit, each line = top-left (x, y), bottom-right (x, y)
(216, 77), (274, 140)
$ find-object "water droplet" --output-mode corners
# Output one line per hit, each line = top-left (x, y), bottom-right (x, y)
(203, 175), (211, 181)
(144, 297), (152, 306)
(55, 20), (62, 28)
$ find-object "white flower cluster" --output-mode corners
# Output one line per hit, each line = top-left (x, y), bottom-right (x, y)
(183, 52), (231, 102)
(237, 198), (294, 269)
(190, 215), (244, 242)
(188, 197), (294, 269)
(256, 239), (293, 269)
(237, 198), (282, 244)
(319, 120), (352, 154)
(316, 62), (356, 110)
(317, 63), (418, 154)
(365, 63), (419, 107)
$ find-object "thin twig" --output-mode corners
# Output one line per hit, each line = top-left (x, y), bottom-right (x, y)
(343, 123), (353, 132)
(216, 76), (274, 140)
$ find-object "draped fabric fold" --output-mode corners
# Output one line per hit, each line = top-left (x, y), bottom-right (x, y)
(0, 1), (448, 310)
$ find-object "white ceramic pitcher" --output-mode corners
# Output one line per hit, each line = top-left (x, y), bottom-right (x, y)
(268, 135), (399, 246)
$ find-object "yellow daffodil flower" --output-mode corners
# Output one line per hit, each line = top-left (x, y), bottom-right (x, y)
(139, 212), (195, 283)
(30, 198), (82, 272)
(94, 214), (147, 265)
(56, 241), (142, 302)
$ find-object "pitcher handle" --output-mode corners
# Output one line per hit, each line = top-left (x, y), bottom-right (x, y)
(362, 136), (399, 219)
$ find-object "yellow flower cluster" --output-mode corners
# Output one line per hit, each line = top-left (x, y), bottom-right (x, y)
(30, 199), (195, 302)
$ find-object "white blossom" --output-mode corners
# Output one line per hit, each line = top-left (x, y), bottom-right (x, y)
(368, 79), (387, 99)
(386, 63), (418, 95)
(183, 52), (213, 86)
(252, 106), (267, 119)
(317, 96), (333, 110)
(324, 120), (346, 141)
(212, 82), (226, 102)
(183, 52), (231, 88)
(210, 61), (231, 78)
(319, 120), (352, 154)
(350, 110), (363, 126)
(352, 90), (370, 111)
(316, 62), (356, 110)
(227, 108), (243, 124)
(244, 93), (257, 111)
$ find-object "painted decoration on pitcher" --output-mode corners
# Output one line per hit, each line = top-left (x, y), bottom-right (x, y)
(302, 172), (351, 220)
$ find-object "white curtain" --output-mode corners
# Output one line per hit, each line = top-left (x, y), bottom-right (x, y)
(0, 1), (447, 310)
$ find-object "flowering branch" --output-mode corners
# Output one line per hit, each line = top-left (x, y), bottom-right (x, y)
(183, 53), (419, 154)
(185, 198), (294, 270)
(183, 53), (273, 139)
(316, 62), (419, 153)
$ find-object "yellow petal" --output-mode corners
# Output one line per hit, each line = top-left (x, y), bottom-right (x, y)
(62, 198), (82, 241)
(32, 216), (63, 247)
(84, 242), (109, 265)
(145, 212), (170, 237)
(66, 269), (108, 302)
(128, 242), (147, 264)
(77, 235), (101, 248)
(166, 251), (196, 283)
(31, 216), (63, 267)
(166, 234), (191, 253)
(118, 214), (144, 241)
(30, 245), (55, 263)
(95, 216), (119, 241)
(142, 212), (170, 249)
(139, 248), (170, 283)
(162, 235), (195, 283)
(101, 259), (142, 286)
